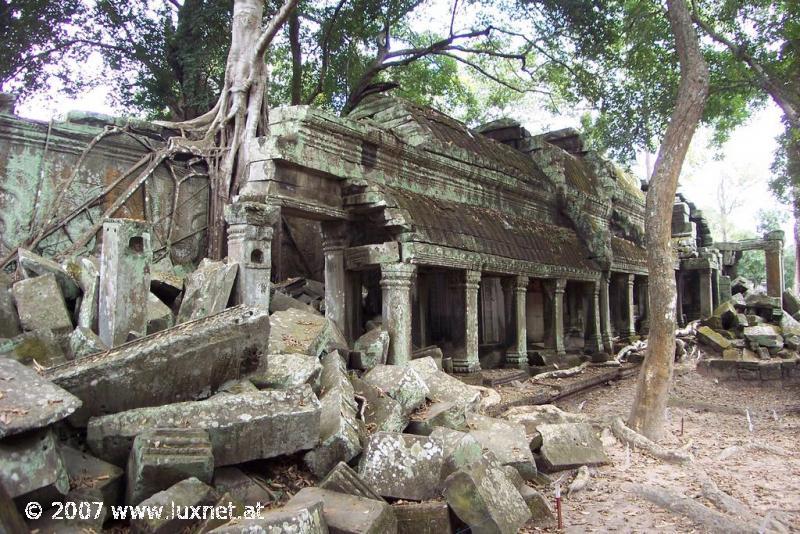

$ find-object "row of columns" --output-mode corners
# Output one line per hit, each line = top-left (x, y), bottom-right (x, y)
(366, 263), (644, 371)
(223, 208), (647, 374)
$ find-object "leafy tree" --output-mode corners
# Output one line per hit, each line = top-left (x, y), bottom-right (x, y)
(0, 0), (88, 99)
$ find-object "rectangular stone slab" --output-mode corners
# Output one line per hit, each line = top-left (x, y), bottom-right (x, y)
(393, 501), (451, 534)
(0, 428), (69, 499)
(0, 358), (82, 438)
(288, 487), (397, 534)
(45, 305), (270, 426)
(87, 386), (321, 466)
(319, 462), (384, 502)
(208, 498), (327, 533)
(358, 432), (444, 501)
(126, 428), (214, 505)
(536, 422), (609, 472)
(12, 273), (73, 333)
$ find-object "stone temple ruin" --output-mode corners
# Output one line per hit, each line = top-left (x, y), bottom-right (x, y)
(1, 92), (797, 532)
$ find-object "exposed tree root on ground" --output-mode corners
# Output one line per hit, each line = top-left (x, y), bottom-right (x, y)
(567, 465), (591, 496)
(627, 483), (759, 534)
(610, 416), (692, 464)
(717, 442), (793, 461)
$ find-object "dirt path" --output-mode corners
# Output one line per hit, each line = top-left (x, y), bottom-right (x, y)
(526, 360), (800, 533)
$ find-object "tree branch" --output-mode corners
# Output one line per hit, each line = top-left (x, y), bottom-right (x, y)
(691, 11), (799, 128)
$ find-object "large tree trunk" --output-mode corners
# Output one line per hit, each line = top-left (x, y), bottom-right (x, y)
(627, 0), (709, 441)
(790, 140), (800, 293)
(157, 0), (297, 259)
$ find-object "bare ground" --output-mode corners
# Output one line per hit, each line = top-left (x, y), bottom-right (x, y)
(526, 360), (800, 533)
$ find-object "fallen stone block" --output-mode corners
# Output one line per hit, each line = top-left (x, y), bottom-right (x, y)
(213, 467), (276, 506)
(193, 491), (247, 533)
(12, 273), (73, 334)
(0, 328), (66, 367)
(18, 248), (80, 300)
(502, 404), (587, 444)
(319, 462), (384, 501)
(146, 293), (174, 334)
(466, 414), (538, 480)
(46, 305), (270, 426)
(352, 328), (390, 370)
(362, 364), (428, 416)
(0, 358), (81, 438)
(519, 485), (555, 525)
(743, 325), (784, 349)
(472, 384), (502, 413)
(745, 290), (781, 311)
(270, 290), (319, 315)
(130, 477), (217, 534)
(87, 386), (320, 466)
(406, 401), (467, 435)
(63, 257), (100, 331)
(785, 334), (800, 351)
(696, 325), (732, 352)
(536, 423), (608, 472)
(731, 276), (753, 295)
(208, 497), (327, 533)
(126, 428), (214, 505)
(68, 326), (107, 359)
(407, 357), (481, 413)
(248, 353), (322, 392)
(784, 289), (800, 316)
(350, 376), (408, 433)
(393, 501), (451, 534)
(443, 455), (531, 534)
(779, 311), (800, 336)
(216, 378), (259, 395)
(358, 432), (444, 501)
(730, 292), (746, 308)
(150, 269), (184, 308)
(412, 346), (443, 368)
(305, 352), (364, 478)
(177, 258), (238, 323)
(60, 445), (124, 524)
(429, 427), (484, 481)
(0, 428), (69, 500)
(711, 301), (737, 329)
(268, 308), (347, 357)
(0, 273), (21, 338)
(288, 487), (397, 534)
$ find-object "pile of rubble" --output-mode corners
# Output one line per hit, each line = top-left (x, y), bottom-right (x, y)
(694, 278), (800, 383)
(1, 236), (611, 533)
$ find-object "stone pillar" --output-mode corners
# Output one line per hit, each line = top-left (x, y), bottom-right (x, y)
(638, 278), (650, 335)
(321, 222), (348, 334)
(505, 275), (528, 369)
(765, 233), (785, 298)
(599, 272), (613, 354)
(699, 269), (713, 318)
(624, 274), (637, 340)
(99, 219), (152, 347)
(453, 270), (482, 374)
(676, 271), (685, 326)
(585, 281), (604, 355)
(224, 202), (278, 310)
(552, 278), (566, 355)
(380, 263), (416, 365)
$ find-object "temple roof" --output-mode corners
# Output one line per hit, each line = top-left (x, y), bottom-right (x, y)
(611, 236), (648, 274)
(371, 186), (598, 274)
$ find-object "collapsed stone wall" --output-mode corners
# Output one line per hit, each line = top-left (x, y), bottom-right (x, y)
(0, 109), (208, 268)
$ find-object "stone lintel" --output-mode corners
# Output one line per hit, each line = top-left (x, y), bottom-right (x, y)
(345, 242), (400, 270)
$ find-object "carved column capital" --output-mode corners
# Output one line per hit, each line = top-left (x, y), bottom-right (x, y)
(380, 263), (417, 288)
(464, 270), (481, 290)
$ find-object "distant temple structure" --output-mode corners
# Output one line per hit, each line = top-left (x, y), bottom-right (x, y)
(1, 93), (781, 375)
